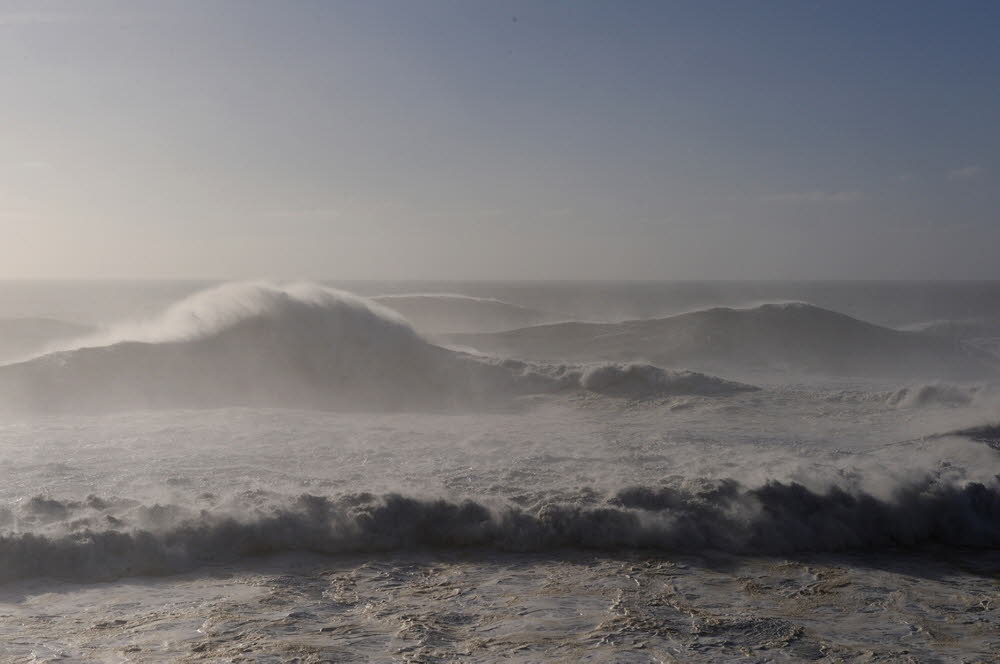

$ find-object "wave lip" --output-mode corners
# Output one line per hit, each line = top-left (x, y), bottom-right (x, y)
(5, 474), (1000, 583)
(72, 281), (419, 347)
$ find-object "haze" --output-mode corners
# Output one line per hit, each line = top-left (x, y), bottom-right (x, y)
(2, 0), (998, 280)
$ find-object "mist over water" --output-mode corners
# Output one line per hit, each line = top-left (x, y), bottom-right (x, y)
(2, 279), (1000, 661)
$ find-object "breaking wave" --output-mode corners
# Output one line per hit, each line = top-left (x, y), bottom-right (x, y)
(74, 281), (419, 347)
(5, 473), (1000, 583)
(0, 282), (476, 412)
(0, 283), (753, 412)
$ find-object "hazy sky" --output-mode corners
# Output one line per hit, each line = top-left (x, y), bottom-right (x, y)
(2, 0), (998, 280)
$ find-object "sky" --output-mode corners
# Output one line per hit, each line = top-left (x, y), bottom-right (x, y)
(1, 0), (998, 280)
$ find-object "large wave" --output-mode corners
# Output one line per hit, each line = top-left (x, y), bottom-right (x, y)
(0, 282), (475, 412)
(0, 283), (752, 412)
(4, 471), (1000, 583)
(71, 281), (419, 347)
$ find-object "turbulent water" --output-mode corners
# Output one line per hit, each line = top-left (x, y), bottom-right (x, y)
(2, 280), (1000, 662)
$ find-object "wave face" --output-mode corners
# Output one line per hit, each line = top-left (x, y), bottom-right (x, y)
(372, 293), (557, 334)
(0, 283), (480, 412)
(449, 302), (1000, 379)
(5, 473), (1000, 583)
(0, 283), (752, 412)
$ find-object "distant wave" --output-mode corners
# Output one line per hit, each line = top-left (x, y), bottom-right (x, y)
(374, 292), (521, 305)
(0, 283), (753, 412)
(449, 302), (1000, 379)
(372, 292), (558, 334)
(4, 471), (1000, 583)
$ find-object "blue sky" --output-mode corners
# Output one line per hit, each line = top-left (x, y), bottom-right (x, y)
(1, 0), (998, 279)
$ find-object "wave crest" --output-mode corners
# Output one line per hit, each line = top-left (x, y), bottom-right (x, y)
(76, 281), (419, 348)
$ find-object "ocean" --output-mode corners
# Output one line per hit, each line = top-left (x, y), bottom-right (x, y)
(1, 280), (999, 662)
